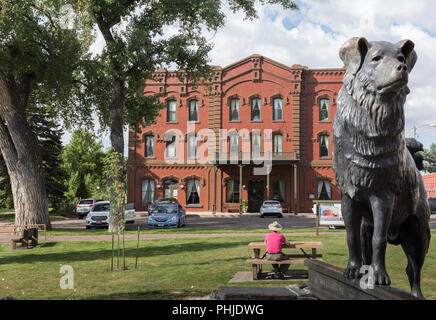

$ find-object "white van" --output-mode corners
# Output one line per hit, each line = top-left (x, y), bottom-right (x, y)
(86, 201), (135, 229)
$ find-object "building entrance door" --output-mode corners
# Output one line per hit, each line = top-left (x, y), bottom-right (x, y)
(164, 179), (178, 199)
(248, 180), (264, 212)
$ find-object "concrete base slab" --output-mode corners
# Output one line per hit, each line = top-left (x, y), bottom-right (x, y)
(218, 286), (298, 300)
(216, 284), (317, 300)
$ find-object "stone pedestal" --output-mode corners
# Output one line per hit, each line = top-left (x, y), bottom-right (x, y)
(305, 260), (423, 300)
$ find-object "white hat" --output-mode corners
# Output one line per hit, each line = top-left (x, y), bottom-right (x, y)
(268, 221), (283, 231)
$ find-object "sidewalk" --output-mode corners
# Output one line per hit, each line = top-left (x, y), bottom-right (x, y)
(0, 231), (343, 244)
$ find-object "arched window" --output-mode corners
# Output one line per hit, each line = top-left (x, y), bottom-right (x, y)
(251, 98), (261, 121)
(163, 179), (178, 199)
(189, 99), (199, 122)
(319, 98), (329, 122)
(186, 179), (200, 204)
(226, 179), (240, 203)
(145, 135), (154, 157)
(141, 179), (155, 205)
(167, 100), (177, 122)
(319, 134), (329, 158)
(317, 180), (332, 200)
(229, 98), (240, 121)
(273, 98), (283, 121)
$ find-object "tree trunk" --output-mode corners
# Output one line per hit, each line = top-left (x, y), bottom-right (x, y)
(95, 12), (127, 233)
(108, 79), (125, 233)
(0, 73), (50, 228)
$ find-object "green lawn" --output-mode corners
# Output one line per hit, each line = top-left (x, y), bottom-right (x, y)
(45, 227), (343, 236)
(1, 234), (436, 300)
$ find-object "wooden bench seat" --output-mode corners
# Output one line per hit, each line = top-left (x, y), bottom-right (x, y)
(247, 241), (323, 280)
(246, 258), (307, 265)
(11, 228), (38, 249)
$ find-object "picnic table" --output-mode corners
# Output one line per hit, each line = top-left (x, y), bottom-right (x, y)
(246, 241), (323, 280)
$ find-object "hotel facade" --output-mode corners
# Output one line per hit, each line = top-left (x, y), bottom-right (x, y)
(127, 55), (345, 213)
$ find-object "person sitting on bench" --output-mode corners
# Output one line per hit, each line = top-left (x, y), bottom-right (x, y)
(264, 221), (290, 279)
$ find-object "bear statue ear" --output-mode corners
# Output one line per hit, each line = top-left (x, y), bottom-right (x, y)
(339, 37), (369, 75)
(397, 39), (417, 73)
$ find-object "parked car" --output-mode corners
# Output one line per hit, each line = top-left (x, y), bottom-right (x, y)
(85, 201), (135, 229)
(76, 199), (105, 219)
(260, 200), (283, 218)
(429, 198), (436, 214)
(148, 198), (180, 212)
(147, 203), (186, 229)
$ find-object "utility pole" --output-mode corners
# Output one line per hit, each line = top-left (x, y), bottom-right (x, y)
(412, 125), (417, 139)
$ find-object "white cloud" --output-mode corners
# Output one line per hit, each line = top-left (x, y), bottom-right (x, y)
(202, 0), (436, 148)
(79, 0), (436, 152)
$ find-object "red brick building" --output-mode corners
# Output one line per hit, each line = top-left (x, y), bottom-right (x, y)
(127, 54), (345, 213)
(423, 173), (436, 198)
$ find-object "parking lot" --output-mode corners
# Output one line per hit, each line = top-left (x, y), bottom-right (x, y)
(50, 212), (436, 230)
(50, 212), (318, 230)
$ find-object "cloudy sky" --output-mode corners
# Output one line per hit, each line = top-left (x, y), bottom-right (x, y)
(63, 0), (436, 154)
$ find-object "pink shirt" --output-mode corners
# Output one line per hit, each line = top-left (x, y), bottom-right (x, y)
(265, 231), (287, 253)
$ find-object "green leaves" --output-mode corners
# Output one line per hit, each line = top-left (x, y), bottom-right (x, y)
(103, 149), (126, 232)
(423, 143), (436, 173)
(82, 0), (297, 131)
(61, 129), (107, 202)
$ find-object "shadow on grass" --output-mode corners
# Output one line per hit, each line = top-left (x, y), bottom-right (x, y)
(0, 240), (251, 265)
(83, 289), (206, 300)
(38, 242), (57, 248)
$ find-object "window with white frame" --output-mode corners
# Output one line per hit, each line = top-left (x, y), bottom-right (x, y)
(272, 180), (286, 202)
(189, 99), (199, 122)
(319, 98), (329, 122)
(273, 134), (283, 153)
(273, 98), (283, 121)
(167, 100), (177, 122)
(141, 179), (155, 205)
(229, 133), (239, 157)
(251, 132), (261, 155)
(251, 98), (261, 121)
(145, 135), (154, 157)
(187, 134), (197, 159)
(229, 98), (240, 121)
(319, 134), (329, 158)
(166, 134), (177, 158)
(226, 179), (240, 203)
(186, 179), (200, 204)
(317, 180), (332, 200)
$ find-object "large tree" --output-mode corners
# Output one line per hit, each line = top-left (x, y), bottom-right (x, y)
(83, 0), (298, 231)
(0, 109), (68, 210)
(0, 0), (92, 227)
(423, 143), (436, 173)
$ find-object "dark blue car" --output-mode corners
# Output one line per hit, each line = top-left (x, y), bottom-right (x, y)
(147, 203), (186, 228)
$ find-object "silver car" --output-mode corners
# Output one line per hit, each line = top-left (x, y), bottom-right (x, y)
(76, 199), (105, 219)
(86, 201), (135, 229)
(260, 200), (283, 218)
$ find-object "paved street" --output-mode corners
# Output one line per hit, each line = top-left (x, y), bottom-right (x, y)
(6, 212), (436, 231)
